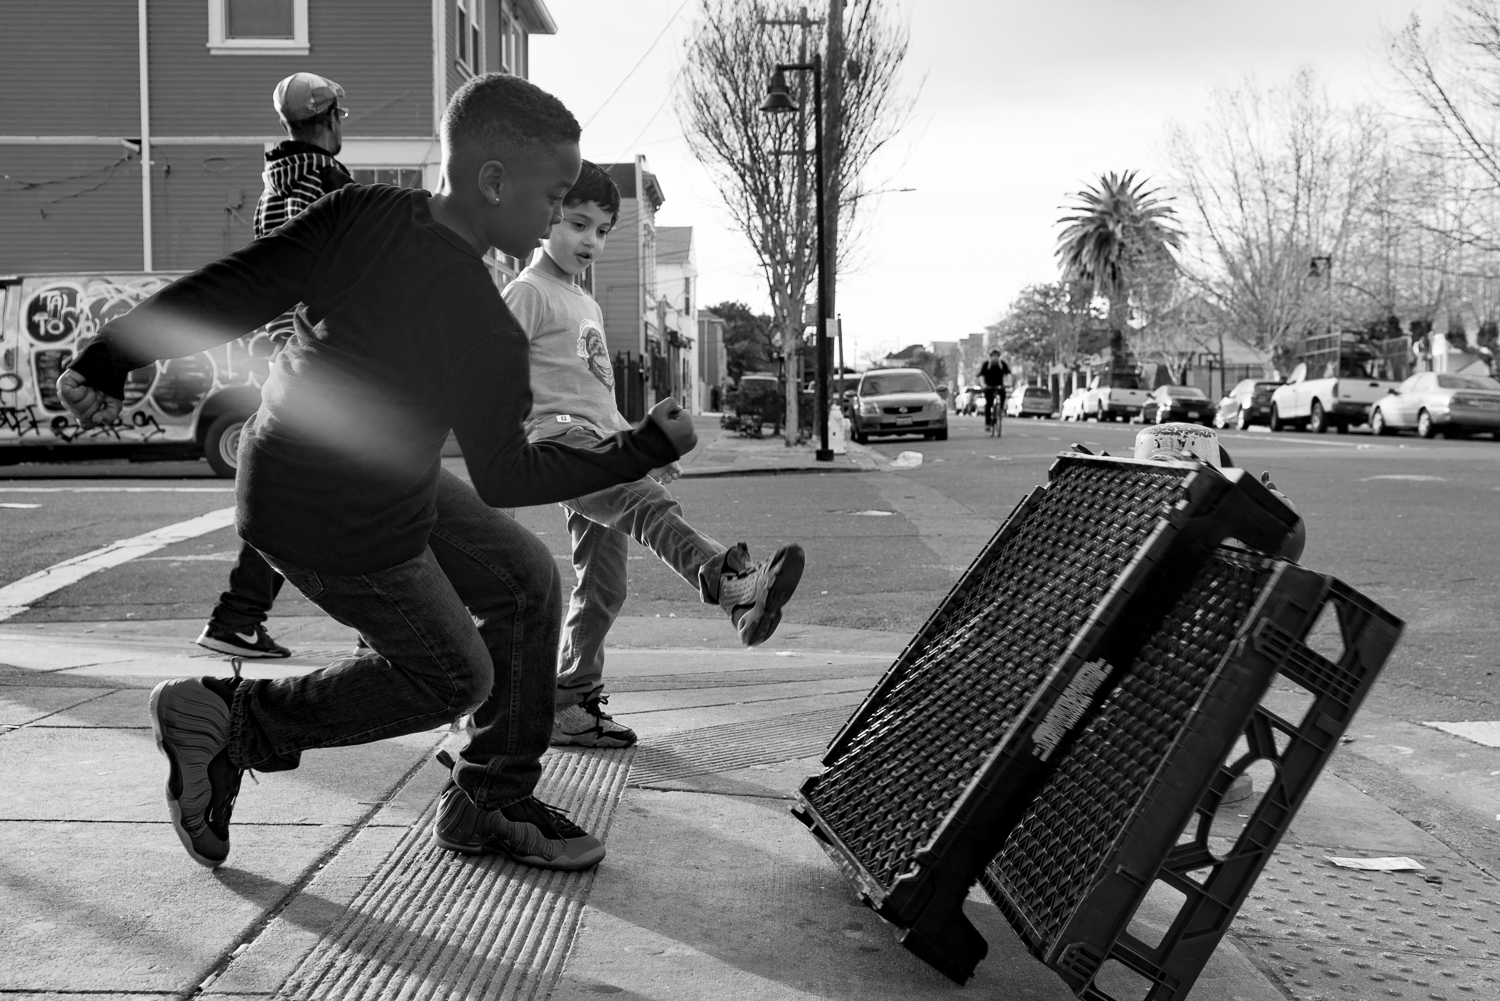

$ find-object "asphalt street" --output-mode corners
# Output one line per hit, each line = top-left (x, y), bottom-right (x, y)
(3, 412), (1499, 953)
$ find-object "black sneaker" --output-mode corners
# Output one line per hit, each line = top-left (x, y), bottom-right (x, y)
(431, 752), (605, 870)
(717, 542), (806, 646)
(196, 622), (290, 659)
(552, 694), (637, 748)
(149, 674), (244, 868)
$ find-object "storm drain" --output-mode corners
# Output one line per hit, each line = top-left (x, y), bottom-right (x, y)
(275, 747), (632, 1001)
(628, 703), (857, 786)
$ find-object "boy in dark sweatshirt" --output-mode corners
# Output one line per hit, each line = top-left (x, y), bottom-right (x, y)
(58, 73), (693, 874)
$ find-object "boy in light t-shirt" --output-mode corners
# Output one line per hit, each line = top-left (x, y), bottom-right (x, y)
(502, 161), (805, 749)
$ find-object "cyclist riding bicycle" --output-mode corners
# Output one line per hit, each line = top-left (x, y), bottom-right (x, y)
(977, 349), (1011, 434)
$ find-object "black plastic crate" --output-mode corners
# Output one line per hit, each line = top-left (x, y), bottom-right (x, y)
(793, 453), (1300, 983)
(980, 556), (1402, 1000)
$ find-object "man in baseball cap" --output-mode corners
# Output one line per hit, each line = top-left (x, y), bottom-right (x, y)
(273, 71), (345, 124)
(195, 72), (356, 661)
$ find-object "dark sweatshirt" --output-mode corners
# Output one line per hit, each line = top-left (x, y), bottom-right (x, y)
(69, 184), (678, 575)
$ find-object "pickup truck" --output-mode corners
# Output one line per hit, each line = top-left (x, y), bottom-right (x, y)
(1269, 361), (1398, 433)
(1083, 377), (1151, 422)
(0, 272), (271, 476)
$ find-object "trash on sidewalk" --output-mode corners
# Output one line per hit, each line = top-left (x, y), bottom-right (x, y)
(889, 451), (923, 469)
(1325, 855), (1425, 871)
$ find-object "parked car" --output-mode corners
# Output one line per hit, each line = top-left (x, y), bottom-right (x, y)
(1082, 376), (1150, 422)
(1006, 385), (1054, 418)
(1141, 385), (1216, 425)
(954, 384), (983, 415)
(0, 272), (270, 477)
(1370, 371), (1500, 439)
(849, 368), (948, 443)
(1215, 378), (1283, 430)
(1060, 387), (1090, 421)
(1269, 361), (1398, 433)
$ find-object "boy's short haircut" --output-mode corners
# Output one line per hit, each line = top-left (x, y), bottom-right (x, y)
(566, 161), (621, 226)
(442, 72), (580, 162)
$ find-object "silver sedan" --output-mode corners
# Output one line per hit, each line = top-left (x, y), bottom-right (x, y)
(1371, 372), (1500, 439)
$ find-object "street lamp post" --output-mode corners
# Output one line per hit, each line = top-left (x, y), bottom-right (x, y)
(762, 56), (833, 462)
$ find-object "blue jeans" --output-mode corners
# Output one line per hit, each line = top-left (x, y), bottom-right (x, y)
(551, 428), (726, 708)
(237, 469), (561, 808)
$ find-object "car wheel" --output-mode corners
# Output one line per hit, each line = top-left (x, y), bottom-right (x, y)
(1269, 405), (1284, 432)
(1372, 409), (1393, 436)
(203, 412), (249, 479)
(1236, 409), (1250, 431)
(935, 427), (948, 441)
(1418, 409), (1437, 439)
(1309, 401), (1327, 434)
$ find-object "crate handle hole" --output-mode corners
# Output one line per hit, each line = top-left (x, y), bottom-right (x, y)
(1125, 879), (1188, 951)
(1302, 599), (1347, 666)
(1091, 958), (1158, 1001)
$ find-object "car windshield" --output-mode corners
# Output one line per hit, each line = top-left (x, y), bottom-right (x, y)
(861, 372), (932, 395)
(1166, 387), (1207, 399)
(1436, 374), (1500, 391)
(1024, 387), (1050, 398)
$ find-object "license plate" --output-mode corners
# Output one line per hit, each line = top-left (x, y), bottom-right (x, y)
(895, 417), (912, 425)
(1188, 411), (1200, 418)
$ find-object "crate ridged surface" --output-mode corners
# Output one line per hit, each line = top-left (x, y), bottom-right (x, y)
(805, 462), (1190, 887)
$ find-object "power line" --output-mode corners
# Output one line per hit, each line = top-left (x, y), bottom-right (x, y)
(581, 0), (692, 130)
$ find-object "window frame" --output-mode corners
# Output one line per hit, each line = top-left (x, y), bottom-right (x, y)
(207, 0), (310, 56)
(456, 0), (481, 75)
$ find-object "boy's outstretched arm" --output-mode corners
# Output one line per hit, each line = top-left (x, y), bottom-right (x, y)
(60, 190), (341, 424)
(448, 332), (696, 507)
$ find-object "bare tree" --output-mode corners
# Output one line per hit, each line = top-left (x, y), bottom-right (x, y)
(1166, 71), (1384, 372)
(676, 0), (913, 436)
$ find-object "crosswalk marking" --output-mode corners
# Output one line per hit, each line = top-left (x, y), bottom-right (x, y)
(0, 507), (236, 622)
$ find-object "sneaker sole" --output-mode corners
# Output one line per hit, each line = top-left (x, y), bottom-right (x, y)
(550, 729), (637, 749)
(741, 544), (805, 647)
(432, 828), (607, 870)
(149, 680), (231, 868)
(196, 636), (290, 659)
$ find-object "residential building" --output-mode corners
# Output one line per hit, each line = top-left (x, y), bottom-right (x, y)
(0, 0), (555, 280)
(655, 225), (697, 413)
(698, 309), (728, 411)
(596, 157), (674, 420)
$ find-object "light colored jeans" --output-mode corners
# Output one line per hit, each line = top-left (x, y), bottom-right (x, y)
(552, 428), (726, 708)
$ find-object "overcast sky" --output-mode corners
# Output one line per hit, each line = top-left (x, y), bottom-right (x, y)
(531, 0), (1444, 365)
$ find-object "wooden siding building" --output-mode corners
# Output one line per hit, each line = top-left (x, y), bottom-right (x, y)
(0, 0), (555, 277)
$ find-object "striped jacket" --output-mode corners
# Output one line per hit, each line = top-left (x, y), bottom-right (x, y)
(254, 141), (353, 343)
(254, 140), (354, 237)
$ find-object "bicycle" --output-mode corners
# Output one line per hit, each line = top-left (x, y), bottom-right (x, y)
(983, 387), (1004, 437)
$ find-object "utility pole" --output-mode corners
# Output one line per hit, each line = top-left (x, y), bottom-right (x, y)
(823, 0), (843, 413)
(762, 6), (818, 446)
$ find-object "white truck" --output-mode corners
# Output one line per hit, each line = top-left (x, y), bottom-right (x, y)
(1083, 374), (1151, 422)
(1269, 360), (1399, 433)
(0, 272), (272, 476)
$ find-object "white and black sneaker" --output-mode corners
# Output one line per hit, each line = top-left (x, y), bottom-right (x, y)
(717, 542), (805, 646)
(196, 622), (290, 659)
(552, 694), (637, 748)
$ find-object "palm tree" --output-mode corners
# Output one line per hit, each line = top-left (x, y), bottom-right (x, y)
(1055, 171), (1183, 336)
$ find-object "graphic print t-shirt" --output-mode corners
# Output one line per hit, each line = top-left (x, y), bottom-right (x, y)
(502, 263), (632, 438)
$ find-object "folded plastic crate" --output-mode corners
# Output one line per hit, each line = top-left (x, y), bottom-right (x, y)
(980, 555), (1401, 1000)
(793, 452), (1300, 983)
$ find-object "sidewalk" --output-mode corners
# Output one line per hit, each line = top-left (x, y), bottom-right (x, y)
(676, 417), (877, 478)
(4, 444), (1499, 998)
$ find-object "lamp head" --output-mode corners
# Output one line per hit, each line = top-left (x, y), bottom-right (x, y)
(760, 68), (800, 114)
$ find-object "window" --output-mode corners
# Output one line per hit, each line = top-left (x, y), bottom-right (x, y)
(457, 0), (481, 73)
(208, 0), (309, 55)
(350, 168), (425, 189)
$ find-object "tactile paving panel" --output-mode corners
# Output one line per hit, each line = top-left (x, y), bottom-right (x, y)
(1235, 850), (1500, 999)
(794, 453), (1299, 983)
(981, 562), (1403, 1001)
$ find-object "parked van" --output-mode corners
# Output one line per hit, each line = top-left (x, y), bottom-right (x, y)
(0, 273), (269, 477)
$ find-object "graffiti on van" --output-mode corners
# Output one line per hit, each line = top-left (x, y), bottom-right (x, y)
(1, 274), (273, 448)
